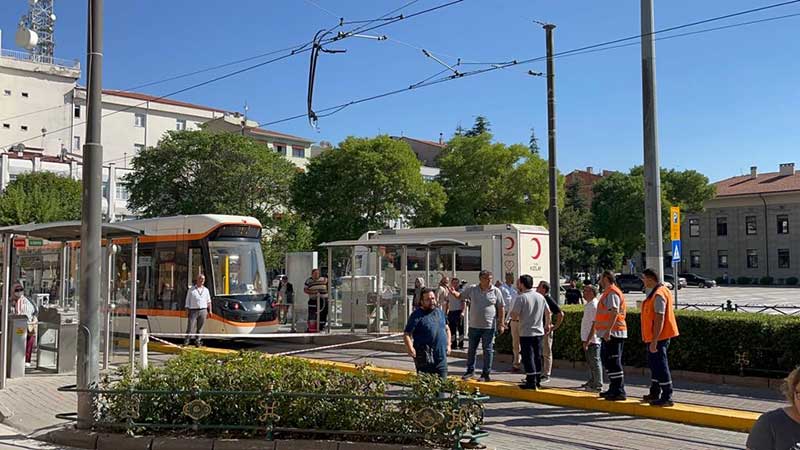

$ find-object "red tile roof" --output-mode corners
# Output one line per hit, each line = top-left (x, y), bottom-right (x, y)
(714, 170), (800, 197)
(102, 89), (227, 113)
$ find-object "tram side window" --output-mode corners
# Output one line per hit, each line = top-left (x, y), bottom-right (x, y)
(189, 247), (204, 287)
(136, 249), (155, 308)
(456, 247), (482, 272)
(155, 249), (177, 310)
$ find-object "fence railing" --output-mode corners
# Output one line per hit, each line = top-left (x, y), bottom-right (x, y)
(56, 384), (489, 449)
(676, 300), (800, 316)
(0, 48), (80, 70)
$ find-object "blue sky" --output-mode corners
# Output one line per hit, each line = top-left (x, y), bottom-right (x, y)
(1, 0), (798, 182)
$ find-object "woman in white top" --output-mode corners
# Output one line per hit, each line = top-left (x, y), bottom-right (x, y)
(13, 283), (37, 367)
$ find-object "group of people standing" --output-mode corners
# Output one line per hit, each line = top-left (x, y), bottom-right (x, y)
(402, 268), (682, 408)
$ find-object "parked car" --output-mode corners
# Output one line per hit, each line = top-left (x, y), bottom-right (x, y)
(616, 274), (645, 293)
(664, 274), (687, 289)
(679, 273), (717, 288)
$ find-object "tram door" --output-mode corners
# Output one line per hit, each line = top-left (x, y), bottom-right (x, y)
(186, 246), (204, 333)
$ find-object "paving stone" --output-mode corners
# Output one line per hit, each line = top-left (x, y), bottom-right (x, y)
(152, 436), (213, 450)
(97, 433), (153, 450)
(43, 428), (98, 449)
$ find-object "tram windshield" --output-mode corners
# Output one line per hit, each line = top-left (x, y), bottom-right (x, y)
(209, 240), (267, 296)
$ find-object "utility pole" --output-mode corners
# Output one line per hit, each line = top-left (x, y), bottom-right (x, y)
(78, 0), (103, 428)
(543, 23), (560, 304)
(641, 0), (664, 279)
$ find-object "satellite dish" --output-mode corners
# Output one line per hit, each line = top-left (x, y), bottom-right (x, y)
(15, 26), (38, 50)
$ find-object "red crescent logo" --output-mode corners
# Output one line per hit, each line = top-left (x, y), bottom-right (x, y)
(504, 236), (515, 251)
(531, 237), (542, 260)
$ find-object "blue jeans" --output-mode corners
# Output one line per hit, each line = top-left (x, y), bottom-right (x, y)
(466, 327), (495, 377)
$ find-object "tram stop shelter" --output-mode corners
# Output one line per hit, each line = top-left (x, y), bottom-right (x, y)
(320, 236), (469, 334)
(0, 221), (144, 390)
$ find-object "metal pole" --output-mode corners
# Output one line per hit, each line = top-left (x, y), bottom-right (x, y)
(425, 247), (431, 287)
(641, 0), (664, 279)
(129, 237), (138, 373)
(77, 0), (104, 427)
(0, 234), (12, 390)
(375, 249), (382, 335)
(327, 247), (333, 328)
(102, 241), (112, 370)
(673, 261), (678, 307)
(139, 327), (148, 370)
(350, 248), (356, 333)
(59, 244), (67, 310)
(401, 246), (408, 322)
(544, 23), (561, 304)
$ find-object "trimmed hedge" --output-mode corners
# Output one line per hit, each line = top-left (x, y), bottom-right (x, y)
(496, 306), (800, 377)
(788, 277), (799, 286)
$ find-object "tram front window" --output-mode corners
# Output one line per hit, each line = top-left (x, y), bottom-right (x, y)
(209, 240), (267, 296)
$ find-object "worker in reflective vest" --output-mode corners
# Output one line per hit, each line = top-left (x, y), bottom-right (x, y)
(640, 268), (680, 407)
(595, 270), (628, 401)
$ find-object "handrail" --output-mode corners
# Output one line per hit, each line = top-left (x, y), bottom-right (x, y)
(0, 49), (80, 70)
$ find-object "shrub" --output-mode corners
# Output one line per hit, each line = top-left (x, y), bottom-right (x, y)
(787, 276), (799, 286)
(99, 352), (481, 446)
(729, 278), (737, 285)
(760, 276), (774, 285)
(715, 276), (725, 285)
(737, 276), (751, 285)
(495, 306), (800, 377)
(752, 277), (760, 285)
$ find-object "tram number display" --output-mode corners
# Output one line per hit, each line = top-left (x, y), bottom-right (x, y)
(213, 225), (261, 239)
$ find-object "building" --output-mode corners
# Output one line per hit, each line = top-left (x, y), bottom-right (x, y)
(1, 34), (313, 170)
(391, 136), (445, 181)
(564, 167), (614, 208)
(681, 163), (800, 282)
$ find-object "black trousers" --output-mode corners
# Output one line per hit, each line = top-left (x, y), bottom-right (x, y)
(447, 310), (464, 346)
(520, 335), (543, 387)
(647, 339), (673, 400)
(601, 337), (626, 396)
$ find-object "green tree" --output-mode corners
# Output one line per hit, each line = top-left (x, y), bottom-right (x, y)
(529, 127), (541, 155)
(662, 169), (716, 212)
(559, 180), (592, 276)
(410, 181), (447, 228)
(0, 172), (82, 225)
(465, 116), (491, 137)
(438, 133), (560, 226)
(261, 213), (314, 269)
(292, 135), (445, 244)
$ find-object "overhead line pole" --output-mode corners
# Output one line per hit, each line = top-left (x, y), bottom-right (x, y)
(543, 23), (561, 304)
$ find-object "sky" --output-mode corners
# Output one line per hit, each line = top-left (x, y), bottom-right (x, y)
(1, 0), (798, 182)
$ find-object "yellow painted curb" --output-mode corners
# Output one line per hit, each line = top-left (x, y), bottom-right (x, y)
(123, 339), (761, 432)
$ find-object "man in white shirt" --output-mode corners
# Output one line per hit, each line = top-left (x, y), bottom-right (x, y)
(580, 284), (603, 392)
(185, 274), (211, 347)
(500, 272), (521, 373)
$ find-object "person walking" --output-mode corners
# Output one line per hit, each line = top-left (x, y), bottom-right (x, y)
(511, 275), (550, 390)
(445, 277), (465, 349)
(640, 268), (680, 406)
(184, 274), (211, 347)
(596, 270), (628, 401)
(304, 268), (329, 332)
(746, 366), (800, 450)
(580, 283), (603, 392)
(13, 283), (37, 367)
(461, 269), (505, 382)
(500, 273), (521, 373)
(276, 276), (294, 324)
(536, 280), (564, 384)
(436, 276), (450, 309)
(404, 288), (451, 379)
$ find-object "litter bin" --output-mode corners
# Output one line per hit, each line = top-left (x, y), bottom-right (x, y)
(36, 308), (77, 373)
(7, 314), (28, 378)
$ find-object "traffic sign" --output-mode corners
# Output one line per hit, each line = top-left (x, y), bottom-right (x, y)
(27, 238), (43, 247)
(671, 240), (682, 263)
(670, 206), (681, 241)
(12, 239), (26, 249)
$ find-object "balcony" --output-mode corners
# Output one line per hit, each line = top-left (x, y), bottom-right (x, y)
(0, 48), (80, 71)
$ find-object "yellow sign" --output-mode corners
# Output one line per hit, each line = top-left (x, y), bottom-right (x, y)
(670, 206), (681, 241)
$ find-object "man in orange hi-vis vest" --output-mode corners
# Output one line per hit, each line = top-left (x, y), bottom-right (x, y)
(596, 270), (628, 401)
(640, 268), (680, 407)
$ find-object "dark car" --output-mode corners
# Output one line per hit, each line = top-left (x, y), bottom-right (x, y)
(679, 273), (717, 288)
(616, 274), (645, 293)
(664, 274), (687, 289)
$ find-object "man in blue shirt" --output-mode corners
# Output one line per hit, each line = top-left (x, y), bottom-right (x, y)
(404, 288), (451, 379)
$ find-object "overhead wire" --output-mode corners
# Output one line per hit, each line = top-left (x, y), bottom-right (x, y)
(258, 2), (800, 128)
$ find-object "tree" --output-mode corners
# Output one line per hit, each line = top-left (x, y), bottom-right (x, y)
(0, 172), (82, 225)
(124, 130), (298, 225)
(438, 133), (560, 226)
(559, 180), (592, 276)
(465, 116), (491, 137)
(662, 169), (716, 212)
(409, 181), (447, 228)
(528, 127), (541, 155)
(292, 135), (445, 244)
(261, 213), (314, 269)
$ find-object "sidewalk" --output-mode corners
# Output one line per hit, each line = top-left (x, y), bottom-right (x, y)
(0, 423), (78, 450)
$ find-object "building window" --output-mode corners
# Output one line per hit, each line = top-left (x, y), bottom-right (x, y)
(176, 119), (186, 131)
(2, 90), (10, 96)
(689, 218), (700, 237)
(20, 125), (28, 132)
(21, 92), (29, 98)
(745, 215), (757, 235)
(778, 249), (790, 269)
(115, 184), (130, 201)
(777, 215), (789, 234)
(134, 144), (145, 154)
(2, 124), (9, 129)
(275, 144), (286, 156)
(73, 136), (81, 151)
(690, 250), (701, 268)
(74, 105), (81, 118)
(134, 113), (146, 128)
(716, 217), (728, 236)
(717, 250), (728, 269)
(747, 249), (758, 269)
(292, 146), (305, 158)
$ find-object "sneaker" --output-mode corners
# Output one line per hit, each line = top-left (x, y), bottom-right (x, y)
(584, 385), (602, 392)
(540, 376), (551, 384)
(478, 375), (491, 382)
(649, 398), (674, 407)
(518, 383), (538, 390)
(604, 394), (627, 401)
(511, 366), (522, 374)
(461, 372), (476, 381)
(599, 390), (611, 398)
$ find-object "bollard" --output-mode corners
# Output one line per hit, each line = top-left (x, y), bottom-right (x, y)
(139, 327), (148, 370)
